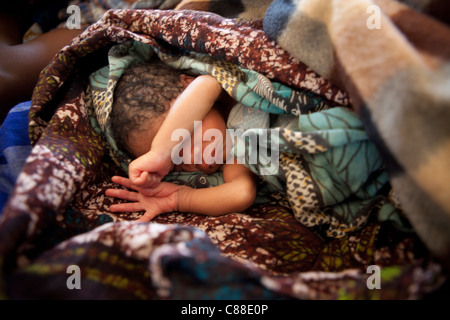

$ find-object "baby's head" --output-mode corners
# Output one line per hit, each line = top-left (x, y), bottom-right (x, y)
(111, 61), (229, 174)
(111, 61), (186, 158)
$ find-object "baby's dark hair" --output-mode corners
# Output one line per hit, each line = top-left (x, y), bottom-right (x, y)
(110, 60), (186, 156)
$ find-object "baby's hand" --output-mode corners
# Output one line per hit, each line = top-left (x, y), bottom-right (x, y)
(106, 176), (184, 222)
(128, 150), (172, 188)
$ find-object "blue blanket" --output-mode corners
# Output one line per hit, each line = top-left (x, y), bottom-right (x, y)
(0, 101), (32, 214)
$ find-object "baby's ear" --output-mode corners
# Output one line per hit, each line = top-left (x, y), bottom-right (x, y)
(179, 74), (196, 88)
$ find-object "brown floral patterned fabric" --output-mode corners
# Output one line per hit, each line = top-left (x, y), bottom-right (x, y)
(0, 9), (446, 300)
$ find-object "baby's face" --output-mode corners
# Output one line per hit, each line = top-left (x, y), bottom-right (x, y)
(173, 109), (229, 174)
(130, 109), (229, 174)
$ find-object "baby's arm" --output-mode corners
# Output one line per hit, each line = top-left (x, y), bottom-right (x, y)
(128, 74), (222, 187)
(178, 163), (257, 216)
(107, 163), (257, 221)
(151, 74), (222, 157)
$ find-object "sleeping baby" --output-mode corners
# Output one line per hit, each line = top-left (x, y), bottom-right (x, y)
(105, 61), (258, 222)
(104, 57), (399, 239)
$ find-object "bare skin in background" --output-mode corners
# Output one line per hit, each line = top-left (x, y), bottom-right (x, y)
(0, 12), (82, 123)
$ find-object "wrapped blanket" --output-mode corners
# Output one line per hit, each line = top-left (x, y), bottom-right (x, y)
(0, 8), (446, 299)
(88, 39), (400, 238)
(264, 0), (450, 270)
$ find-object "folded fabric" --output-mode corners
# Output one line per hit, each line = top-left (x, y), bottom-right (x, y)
(263, 0), (450, 268)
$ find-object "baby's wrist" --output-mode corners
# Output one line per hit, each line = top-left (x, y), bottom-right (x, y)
(146, 147), (168, 158)
(147, 146), (172, 162)
(177, 185), (193, 212)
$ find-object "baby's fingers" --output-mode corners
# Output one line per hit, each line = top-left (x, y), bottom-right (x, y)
(137, 211), (160, 222)
(145, 173), (162, 188)
(106, 188), (139, 201)
(130, 171), (149, 186)
(108, 202), (144, 213)
(111, 176), (138, 191)
(133, 172), (162, 189)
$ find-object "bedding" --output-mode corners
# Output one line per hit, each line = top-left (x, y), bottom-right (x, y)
(0, 102), (32, 213)
(0, 0), (448, 300)
(263, 0), (450, 270)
